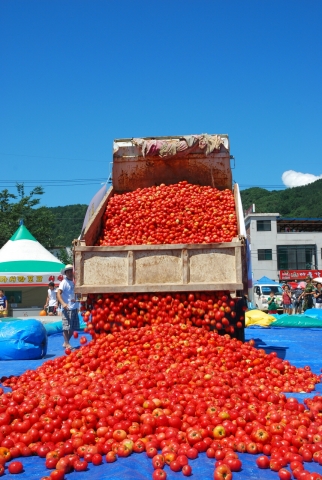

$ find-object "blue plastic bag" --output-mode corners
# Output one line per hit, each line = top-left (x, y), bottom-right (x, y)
(0, 320), (47, 360)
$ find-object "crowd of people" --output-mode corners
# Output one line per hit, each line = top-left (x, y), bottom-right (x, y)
(268, 276), (322, 315)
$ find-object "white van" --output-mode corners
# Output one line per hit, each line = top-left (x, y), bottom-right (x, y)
(251, 284), (283, 312)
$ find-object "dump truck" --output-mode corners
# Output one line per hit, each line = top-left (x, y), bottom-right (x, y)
(74, 134), (249, 299)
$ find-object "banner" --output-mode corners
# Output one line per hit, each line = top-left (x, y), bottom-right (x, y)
(279, 269), (322, 280)
(0, 273), (64, 287)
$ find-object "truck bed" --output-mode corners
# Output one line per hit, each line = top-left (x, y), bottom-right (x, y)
(74, 134), (248, 296)
(74, 240), (245, 294)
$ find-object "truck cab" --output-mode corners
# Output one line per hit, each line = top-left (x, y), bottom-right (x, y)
(253, 284), (283, 312)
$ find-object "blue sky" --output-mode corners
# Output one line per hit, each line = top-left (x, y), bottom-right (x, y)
(1, 0), (321, 208)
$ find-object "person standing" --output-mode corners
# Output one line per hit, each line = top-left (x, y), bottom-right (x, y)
(268, 290), (279, 314)
(301, 276), (315, 312)
(314, 283), (322, 309)
(291, 285), (303, 314)
(282, 285), (292, 314)
(0, 290), (8, 318)
(44, 282), (58, 316)
(56, 265), (79, 349)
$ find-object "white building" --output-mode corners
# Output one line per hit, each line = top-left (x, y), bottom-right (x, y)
(244, 213), (322, 283)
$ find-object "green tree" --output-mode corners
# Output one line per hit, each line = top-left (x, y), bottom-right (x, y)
(0, 184), (56, 248)
(56, 248), (73, 265)
(48, 204), (87, 246)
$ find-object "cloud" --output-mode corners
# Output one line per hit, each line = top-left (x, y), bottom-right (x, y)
(282, 170), (322, 188)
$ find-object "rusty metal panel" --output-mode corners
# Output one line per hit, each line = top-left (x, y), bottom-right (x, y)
(112, 135), (232, 193)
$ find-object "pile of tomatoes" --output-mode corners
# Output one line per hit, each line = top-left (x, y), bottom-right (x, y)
(97, 181), (238, 246)
(1, 323), (322, 479)
(82, 291), (242, 335)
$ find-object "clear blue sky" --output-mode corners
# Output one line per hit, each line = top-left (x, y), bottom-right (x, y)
(1, 0), (321, 208)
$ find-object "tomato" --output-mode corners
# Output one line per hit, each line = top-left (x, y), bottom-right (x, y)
(74, 459), (88, 471)
(278, 468), (292, 480)
(225, 457), (242, 471)
(105, 451), (117, 463)
(182, 464), (192, 476)
(8, 461), (23, 474)
(186, 447), (198, 459)
(92, 453), (103, 465)
(46, 457), (58, 469)
(214, 464), (232, 480)
(50, 470), (65, 480)
(55, 457), (71, 473)
(256, 455), (270, 468)
(152, 469), (167, 480)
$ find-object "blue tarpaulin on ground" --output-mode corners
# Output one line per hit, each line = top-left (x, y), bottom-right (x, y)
(0, 328), (322, 479)
(0, 320), (47, 360)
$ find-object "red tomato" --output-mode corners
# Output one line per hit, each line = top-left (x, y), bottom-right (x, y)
(214, 464), (232, 480)
(50, 470), (65, 480)
(182, 464), (192, 476)
(152, 468), (167, 480)
(92, 453), (102, 465)
(225, 457), (242, 471)
(74, 459), (88, 471)
(256, 455), (270, 469)
(105, 451), (117, 463)
(278, 468), (292, 480)
(8, 461), (23, 474)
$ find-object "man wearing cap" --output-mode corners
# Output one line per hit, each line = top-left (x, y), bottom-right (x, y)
(57, 265), (79, 349)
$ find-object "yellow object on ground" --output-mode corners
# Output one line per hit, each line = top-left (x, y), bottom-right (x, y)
(245, 309), (276, 327)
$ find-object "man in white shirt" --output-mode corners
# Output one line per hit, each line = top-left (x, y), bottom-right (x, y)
(44, 281), (58, 316)
(57, 264), (79, 349)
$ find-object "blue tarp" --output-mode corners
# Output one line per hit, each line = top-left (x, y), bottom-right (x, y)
(0, 320), (47, 360)
(304, 308), (322, 319)
(0, 328), (322, 479)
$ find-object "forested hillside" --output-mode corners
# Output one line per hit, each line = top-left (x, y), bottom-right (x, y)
(48, 204), (87, 246)
(240, 179), (322, 217)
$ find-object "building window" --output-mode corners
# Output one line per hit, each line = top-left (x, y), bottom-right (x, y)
(257, 220), (271, 231)
(258, 249), (272, 261)
(277, 245), (316, 270)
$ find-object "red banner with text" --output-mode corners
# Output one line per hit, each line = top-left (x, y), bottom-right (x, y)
(279, 269), (322, 280)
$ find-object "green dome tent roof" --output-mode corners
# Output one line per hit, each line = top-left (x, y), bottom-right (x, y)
(10, 225), (38, 242)
(0, 225), (64, 277)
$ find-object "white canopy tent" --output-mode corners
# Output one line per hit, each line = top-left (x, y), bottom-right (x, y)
(0, 225), (65, 313)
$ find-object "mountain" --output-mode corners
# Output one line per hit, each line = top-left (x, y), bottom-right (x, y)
(240, 179), (322, 217)
(48, 204), (87, 246)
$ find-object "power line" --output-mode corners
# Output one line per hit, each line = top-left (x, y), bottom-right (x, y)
(0, 179), (107, 188)
(0, 152), (108, 163)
